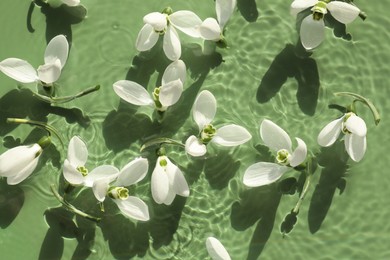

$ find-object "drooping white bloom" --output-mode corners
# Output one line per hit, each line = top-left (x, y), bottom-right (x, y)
(206, 237), (231, 260)
(92, 157), (150, 221)
(243, 119), (307, 187)
(63, 136), (119, 187)
(61, 0), (80, 6)
(290, 0), (361, 50)
(151, 155), (189, 205)
(0, 144), (43, 185)
(113, 60), (186, 112)
(136, 9), (202, 61)
(317, 112), (367, 162)
(0, 35), (69, 84)
(185, 90), (252, 157)
(199, 0), (237, 41)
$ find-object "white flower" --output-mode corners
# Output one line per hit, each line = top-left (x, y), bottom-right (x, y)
(113, 60), (186, 112)
(61, 0), (80, 6)
(136, 9), (202, 61)
(317, 112), (367, 162)
(206, 237), (231, 260)
(0, 35), (69, 84)
(290, 0), (361, 50)
(185, 90), (252, 157)
(0, 143), (43, 185)
(92, 157), (150, 221)
(63, 136), (119, 187)
(151, 156), (189, 205)
(243, 119), (307, 187)
(199, 0), (237, 41)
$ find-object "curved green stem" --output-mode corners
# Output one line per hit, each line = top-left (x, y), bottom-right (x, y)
(293, 157), (313, 214)
(50, 185), (101, 223)
(334, 92), (380, 125)
(33, 85), (100, 104)
(140, 137), (184, 152)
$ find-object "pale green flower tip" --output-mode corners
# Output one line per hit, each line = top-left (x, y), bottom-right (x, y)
(162, 7), (173, 15)
(37, 136), (52, 149)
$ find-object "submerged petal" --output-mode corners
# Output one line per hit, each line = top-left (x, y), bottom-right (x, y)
(0, 58), (38, 83)
(166, 158), (190, 197)
(344, 134), (366, 162)
(216, 0), (237, 29)
(317, 117), (343, 147)
(185, 135), (207, 157)
(193, 90), (217, 130)
(243, 162), (289, 187)
(345, 114), (367, 137)
(44, 35), (69, 69)
(143, 12), (167, 31)
(151, 159), (170, 204)
(199, 18), (221, 41)
(212, 124), (252, 146)
(289, 138), (307, 167)
(260, 119), (292, 152)
(159, 79), (183, 107)
(0, 144), (41, 178)
(300, 15), (325, 50)
(67, 136), (88, 167)
(169, 11), (202, 38)
(327, 1), (360, 24)
(290, 0), (318, 16)
(163, 26), (181, 61)
(135, 24), (159, 52)
(115, 157), (149, 187)
(114, 196), (150, 221)
(206, 237), (231, 260)
(162, 59), (186, 86)
(37, 59), (62, 84)
(113, 80), (154, 106)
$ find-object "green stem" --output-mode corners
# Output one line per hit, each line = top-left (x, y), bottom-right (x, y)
(33, 85), (100, 104)
(292, 159), (313, 214)
(140, 137), (184, 152)
(50, 185), (101, 223)
(334, 92), (380, 125)
(6, 118), (64, 148)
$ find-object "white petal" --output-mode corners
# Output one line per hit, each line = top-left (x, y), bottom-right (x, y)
(63, 159), (84, 185)
(345, 114), (367, 137)
(199, 18), (221, 41)
(0, 58), (38, 83)
(67, 136), (88, 166)
(163, 26), (181, 61)
(113, 80), (154, 106)
(169, 11), (202, 37)
(44, 35), (69, 69)
(61, 0), (80, 6)
(327, 1), (360, 24)
(92, 178), (110, 202)
(185, 135), (207, 157)
(0, 144), (41, 178)
(289, 138), (307, 167)
(317, 117), (343, 147)
(260, 119), (292, 152)
(344, 134), (366, 162)
(159, 79), (183, 107)
(84, 165), (119, 187)
(162, 59), (186, 86)
(166, 158), (189, 197)
(135, 24), (159, 52)
(193, 90), (217, 130)
(115, 157), (148, 187)
(216, 0), (237, 29)
(300, 15), (325, 50)
(212, 124), (252, 146)
(114, 196), (150, 221)
(151, 158), (170, 204)
(162, 188), (176, 205)
(37, 59), (62, 84)
(6, 155), (40, 185)
(206, 237), (231, 260)
(290, 0), (318, 16)
(243, 162), (289, 187)
(143, 12), (167, 31)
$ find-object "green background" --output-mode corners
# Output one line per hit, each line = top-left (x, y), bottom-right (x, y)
(1, 0), (389, 259)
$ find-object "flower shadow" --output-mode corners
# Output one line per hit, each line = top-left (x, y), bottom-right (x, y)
(0, 179), (25, 228)
(237, 0), (259, 22)
(308, 141), (349, 234)
(257, 43), (320, 116)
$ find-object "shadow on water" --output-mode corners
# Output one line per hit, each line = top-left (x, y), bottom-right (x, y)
(237, 0), (259, 22)
(308, 141), (349, 234)
(0, 179), (25, 228)
(27, 0), (87, 44)
(257, 43), (320, 116)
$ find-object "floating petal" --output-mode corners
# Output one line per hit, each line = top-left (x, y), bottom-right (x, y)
(193, 90), (217, 130)
(169, 11), (202, 38)
(199, 18), (221, 41)
(166, 158), (190, 197)
(162, 59), (186, 85)
(0, 58), (38, 83)
(115, 157), (149, 187)
(300, 15), (325, 50)
(290, 0), (318, 16)
(243, 162), (289, 187)
(216, 0), (237, 29)
(185, 135), (207, 157)
(344, 134), (366, 162)
(289, 137), (307, 167)
(151, 159), (170, 204)
(67, 136), (88, 167)
(92, 178), (110, 202)
(327, 1), (360, 24)
(317, 117), (343, 147)
(85, 165), (119, 187)
(143, 12), (167, 31)
(136, 24), (159, 52)
(345, 114), (367, 137)
(6, 155), (40, 185)
(37, 59), (62, 84)
(206, 237), (231, 260)
(163, 26), (181, 61)
(44, 35), (69, 69)
(159, 79), (183, 107)
(114, 196), (150, 221)
(0, 144), (41, 178)
(260, 119), (292, 152)
(63, 159), (84, 185)
(212, 124), (252, 146)
(113, 80), (154, 106)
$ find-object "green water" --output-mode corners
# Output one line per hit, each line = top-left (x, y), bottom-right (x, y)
(1, 0), (389, 259)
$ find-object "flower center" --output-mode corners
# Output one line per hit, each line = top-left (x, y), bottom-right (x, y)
(276, 149), (291, 165)
(200, 124), (217, 145)
(76, 166), (88, 177)
(108, 187), (129, 200)
(311, 1), (327, 21)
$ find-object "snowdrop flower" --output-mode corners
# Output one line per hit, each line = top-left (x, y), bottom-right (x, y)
(0, 35), (69, 85)
(151, 155), (189, 205)
(206, 237), (231, 260)
(243, 119), (307, 187)
(199, 0), (237, 42)
(136, 8), (202, 61)
(318, 112), (367, 162)
(61, 0), (80, 6)
(63, 136), (118, 187)
(291, 0), (361, 50)
(113, 60), (186, 112)
(185, 90), (252, 157)
(92, 158), (150, 221)
(0, 136), (51, 185)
